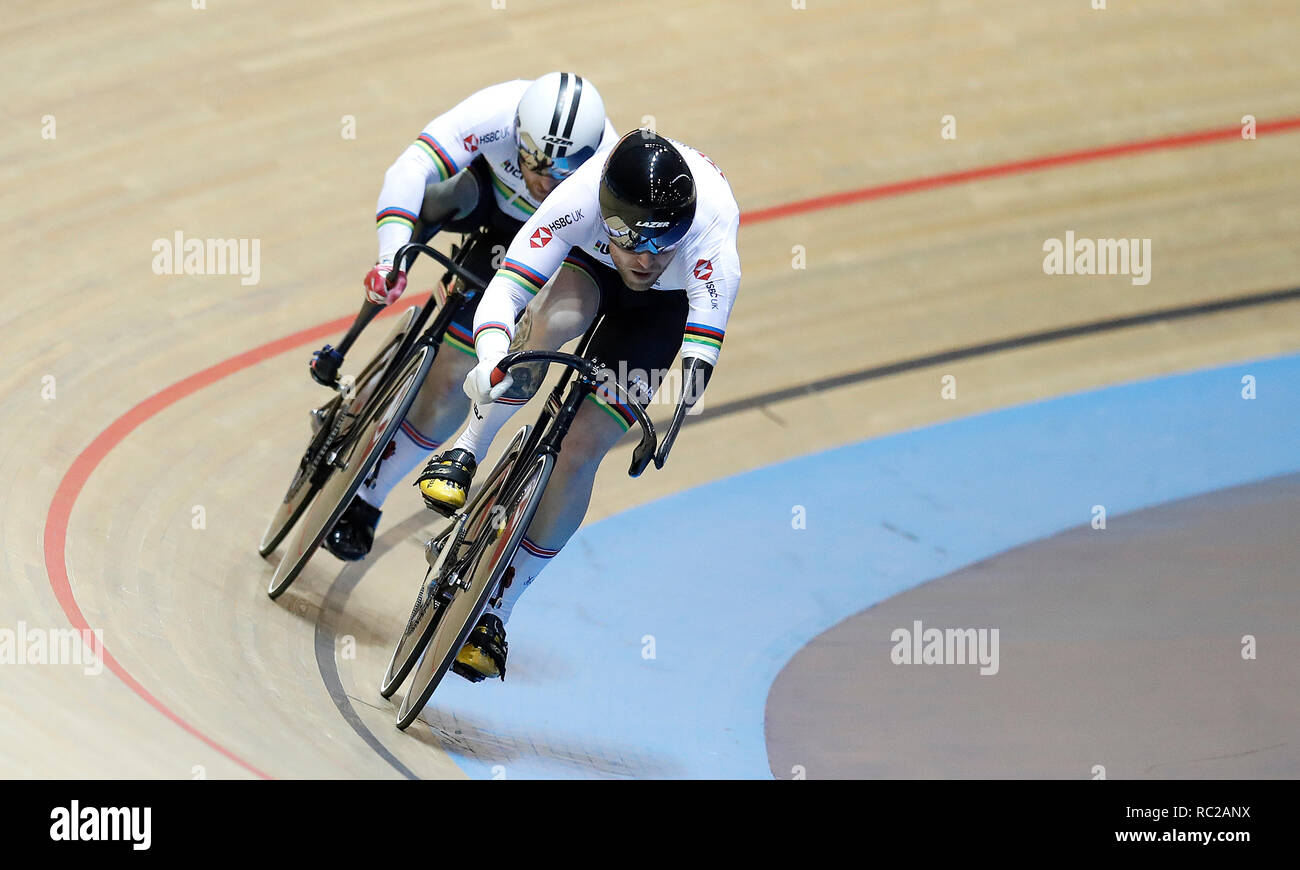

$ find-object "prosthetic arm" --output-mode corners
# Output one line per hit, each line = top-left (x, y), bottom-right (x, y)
(653, 355), (713, 469)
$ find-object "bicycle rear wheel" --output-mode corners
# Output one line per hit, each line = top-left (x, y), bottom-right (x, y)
(268, 342), (435, 599)
(395, 451), (554, 730)
(258, 306), (420, 556)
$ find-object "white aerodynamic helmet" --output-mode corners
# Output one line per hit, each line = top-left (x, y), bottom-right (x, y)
(515, 71), (607, 179)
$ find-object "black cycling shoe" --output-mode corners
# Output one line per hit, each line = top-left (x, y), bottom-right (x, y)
(322, 496), (382, 561)
(452, 612), (508, 682)
(415, 448), (477, 517)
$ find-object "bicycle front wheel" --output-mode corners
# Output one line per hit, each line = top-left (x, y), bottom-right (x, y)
(258, 305), (420, 556)
(379, 425), (531, 699)
(395, 451), (554, 730)
(268, 342), (435, 599)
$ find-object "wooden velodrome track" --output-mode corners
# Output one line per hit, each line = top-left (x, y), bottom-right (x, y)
(2, 0), (1298, 778)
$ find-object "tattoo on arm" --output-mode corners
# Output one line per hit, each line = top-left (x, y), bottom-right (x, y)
(501, 361), (545, 401)
(500, 306), (541, 400)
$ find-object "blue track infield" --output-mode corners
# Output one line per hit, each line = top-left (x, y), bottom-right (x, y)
(415, 352), (1299, 779)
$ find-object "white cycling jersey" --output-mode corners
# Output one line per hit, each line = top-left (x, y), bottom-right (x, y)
(375, 79), (618, 264)
(471, 137), (741, 369)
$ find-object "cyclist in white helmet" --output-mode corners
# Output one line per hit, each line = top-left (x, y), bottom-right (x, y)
(308, 72), (615, 561)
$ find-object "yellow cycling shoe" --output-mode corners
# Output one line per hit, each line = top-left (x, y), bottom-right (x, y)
(415, 448), (477, 516)
(451, 613), (508, 682)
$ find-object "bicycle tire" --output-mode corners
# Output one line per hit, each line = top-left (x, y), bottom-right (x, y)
(395, 451), (554, 730)
(258, 306), (420, 556)
(267, 342), (435, 599)
(378, 425), (531, 698)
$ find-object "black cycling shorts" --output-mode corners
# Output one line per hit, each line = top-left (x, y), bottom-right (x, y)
(563, 247), (689, 430)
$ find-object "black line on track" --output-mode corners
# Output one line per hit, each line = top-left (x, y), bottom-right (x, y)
(314, 556), (422, 780)
(312, 499), (477, 779)
(687, 285), (1300, 425)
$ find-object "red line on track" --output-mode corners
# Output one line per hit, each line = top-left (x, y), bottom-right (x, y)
(40, 299), (425, 780)
(40, 116), (1300, 777)
(743, 117), (1300, 224)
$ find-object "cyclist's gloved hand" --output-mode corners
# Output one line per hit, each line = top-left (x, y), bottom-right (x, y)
(310, 344), (344, 386)
(463, 350), (514, 405)
(363, 263), (407, 305)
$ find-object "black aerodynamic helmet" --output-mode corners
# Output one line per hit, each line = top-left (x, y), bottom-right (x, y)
(598, 130), (697, 253)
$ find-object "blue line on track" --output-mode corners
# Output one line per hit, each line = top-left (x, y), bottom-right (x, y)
(419, 352), (1299, 778)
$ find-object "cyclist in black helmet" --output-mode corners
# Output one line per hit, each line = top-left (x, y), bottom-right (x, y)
(416, 130), (741, 682)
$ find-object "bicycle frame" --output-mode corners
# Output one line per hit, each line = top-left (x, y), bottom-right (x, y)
(261, 236), (494, 576)
(381, 238), (690, 479)
(381, 252), (692, 716)
(494, 340), (660, 500)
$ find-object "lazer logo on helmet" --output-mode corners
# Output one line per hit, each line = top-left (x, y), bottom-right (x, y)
(541, 134), (573, 147)
(636, 221), (670, 228)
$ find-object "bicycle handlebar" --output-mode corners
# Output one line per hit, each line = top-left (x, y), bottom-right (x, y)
(494, 350), (659, 478)
(327, 238), (490, 366)
(389, 239), (491, 293)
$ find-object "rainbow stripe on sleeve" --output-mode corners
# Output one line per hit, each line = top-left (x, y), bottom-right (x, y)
(414, 133), (458, 180)
(683, 322), (725, 351)
(376, 206), (418, 233)
(474, 320), (513, 345)
(499, 258), (549, 296)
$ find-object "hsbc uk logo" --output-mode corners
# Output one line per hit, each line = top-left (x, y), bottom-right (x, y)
(463, 133), (479, 152)
(693, 259), (719, 308)
(532, 211), (583, 247)
(546, 209), (583, 233)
